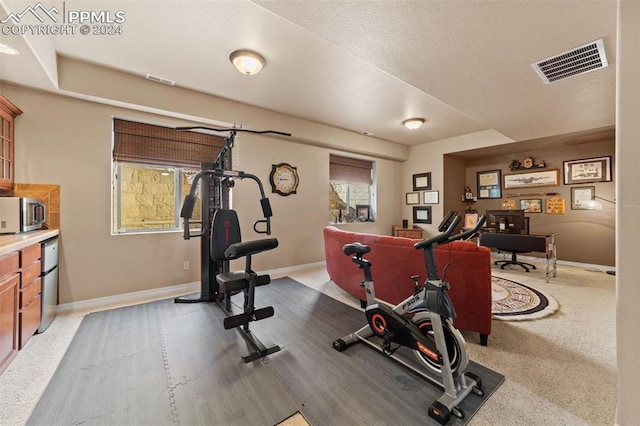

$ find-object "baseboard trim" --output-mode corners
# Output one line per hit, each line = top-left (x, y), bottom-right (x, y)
(490, 252), (615, 274)
(56, 261), (328, 315)
(57, 281), (200, 314)
(264, 261), (326, 277)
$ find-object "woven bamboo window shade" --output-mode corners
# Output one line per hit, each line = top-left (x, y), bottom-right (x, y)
(329, 154), (373, 184)
(113, 118), (224, 167)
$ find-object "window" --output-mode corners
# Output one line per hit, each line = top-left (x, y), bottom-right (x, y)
(113, 163), (198, 232)
(329, 155), (374, 223)
(112, 119), (223, 234)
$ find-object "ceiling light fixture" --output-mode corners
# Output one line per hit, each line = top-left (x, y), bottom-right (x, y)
(229, 49), (266, 76)
(402, 118), (425, 130)
(0, 43), (19, 55)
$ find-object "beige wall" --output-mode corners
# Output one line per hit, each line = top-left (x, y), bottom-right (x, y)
(230, 133), (403, 271)
(5, 87), (201, 303)
(402, 129), (514, 237)
(456, 139), (615, 266)
(1, 82), (403, 304)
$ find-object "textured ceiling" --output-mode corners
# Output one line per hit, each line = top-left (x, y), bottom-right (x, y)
(0, 0), (617, 147)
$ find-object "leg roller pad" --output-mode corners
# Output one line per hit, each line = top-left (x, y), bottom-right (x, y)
(223, 306), (275, 330)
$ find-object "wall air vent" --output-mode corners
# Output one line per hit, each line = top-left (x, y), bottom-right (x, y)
(532, 38), (608, 84)
(145, 74), (175, 86)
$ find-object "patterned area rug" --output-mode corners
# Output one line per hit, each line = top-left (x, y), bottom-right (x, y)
(492, 276), (559, 320)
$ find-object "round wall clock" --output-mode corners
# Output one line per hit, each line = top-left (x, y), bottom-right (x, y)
(269, 163), (299, 196)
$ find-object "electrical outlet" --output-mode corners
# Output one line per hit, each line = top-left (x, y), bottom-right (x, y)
(183, 261), (190, 271)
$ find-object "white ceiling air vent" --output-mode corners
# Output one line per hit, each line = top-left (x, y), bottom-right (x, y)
(532, 38), (608, 84)
(145, 74), (175, 86)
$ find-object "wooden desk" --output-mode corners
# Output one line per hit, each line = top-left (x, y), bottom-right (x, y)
(392, 226), (423, 239)
(479, 232), (557, 281)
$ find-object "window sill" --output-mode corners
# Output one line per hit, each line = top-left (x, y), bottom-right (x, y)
(329, 221), (376, 230)
(112, 229), (184, 236)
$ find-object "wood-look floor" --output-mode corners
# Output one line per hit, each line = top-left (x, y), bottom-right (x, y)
(28, 278), (503, 425)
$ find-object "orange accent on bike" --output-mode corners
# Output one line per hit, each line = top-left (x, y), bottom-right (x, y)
(418, 321), (433, 329)
(417, 341), (439, 361)
(371, 313), (386, 334)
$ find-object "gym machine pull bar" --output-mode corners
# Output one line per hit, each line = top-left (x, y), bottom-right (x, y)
(180, 169), (273, 240)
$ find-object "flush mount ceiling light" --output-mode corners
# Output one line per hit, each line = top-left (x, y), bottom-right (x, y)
(0, 43), (19, 55)
(229, 49), (266, 76)
(402, 118), (425, 130)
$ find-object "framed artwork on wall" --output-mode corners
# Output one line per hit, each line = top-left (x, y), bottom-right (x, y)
(502, 199), (517, 209)
(546, 197), (566, 214)
(563, 156), (612, 184)
(519, 198), (542, 213)
(406, 192), (420, 205)
(571, 186), (595, 210)
(413, 206), (432, 224)
(477, 169), (502, 199)
(423, 190), (439, 204)
(504, 169), (560, 189)
(412, 172), (432, 191)
(463, 212), (479, 230)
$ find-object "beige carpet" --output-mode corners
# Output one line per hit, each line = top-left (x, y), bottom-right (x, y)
(278, 412), (309, 426)
(0, 258), (616, 426)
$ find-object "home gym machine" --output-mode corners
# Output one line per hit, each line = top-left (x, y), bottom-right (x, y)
(176, 126), (291, 362)
(333, 214), (487, 424)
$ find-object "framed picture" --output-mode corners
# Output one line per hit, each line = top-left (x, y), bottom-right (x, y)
(463, 212), (479, 230)
(477, 169), (502, 199)
(546, 197), (566, 214)
(413, 206), (432, 224)
(502, 199), (517, 209)
(356, 204), (371, 221)
(423, 190), (439, 204)
(519, 198), (542, 213)
(412, 172), (432, 191)
(503, 169), (560, 189)
(563, 156), (612, 184)
(571, 186), (595, 210)
(405, 192), (420, 205)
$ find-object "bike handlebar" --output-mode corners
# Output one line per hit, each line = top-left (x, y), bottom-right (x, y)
(414, 215), (461, 249)
(414, 215), (486, 249)
(451, 215), (486, 241)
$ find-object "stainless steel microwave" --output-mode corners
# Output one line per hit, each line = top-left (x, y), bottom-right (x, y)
(0, 197), (46, 234)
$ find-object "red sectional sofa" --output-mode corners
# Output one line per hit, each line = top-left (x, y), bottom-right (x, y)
(323, 225), (493, 346)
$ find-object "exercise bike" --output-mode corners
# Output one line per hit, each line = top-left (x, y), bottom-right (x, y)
(333, 214), (486, 424)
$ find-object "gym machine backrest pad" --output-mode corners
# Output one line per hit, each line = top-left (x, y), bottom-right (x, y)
(210, 209), (242, 261)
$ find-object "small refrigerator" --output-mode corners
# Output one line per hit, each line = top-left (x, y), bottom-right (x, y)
(38, 236), (58, 333)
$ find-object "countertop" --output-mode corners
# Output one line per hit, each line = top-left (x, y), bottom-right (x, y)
(0, 229), (60, 256)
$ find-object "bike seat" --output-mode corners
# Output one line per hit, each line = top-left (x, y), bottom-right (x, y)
(343, 243), (371, 256)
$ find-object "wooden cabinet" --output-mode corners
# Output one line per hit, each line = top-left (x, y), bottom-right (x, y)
(0, 93), (23, 190)
(392, 225), (423, 239)
(0, 251), (19, 374)
(0, 243), (43, 374)
(19, 244), (41, 349)
(0, 232), (57, 375)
